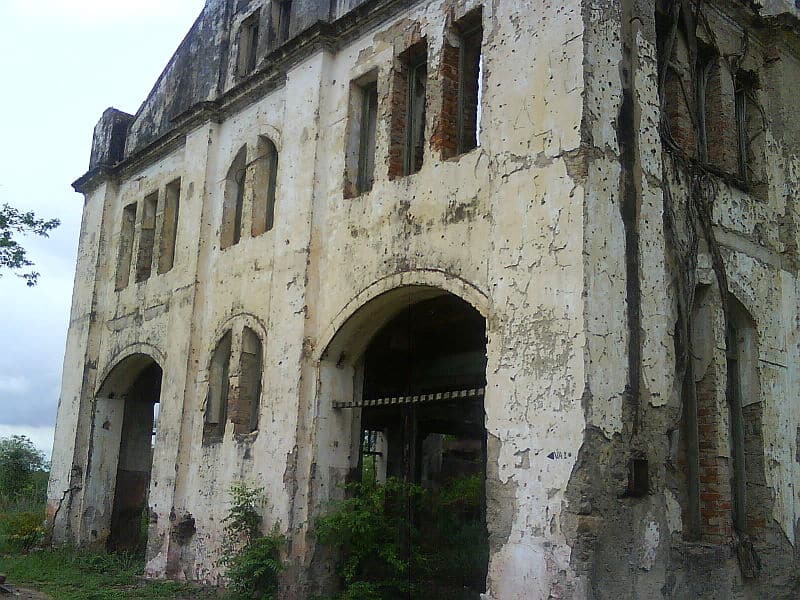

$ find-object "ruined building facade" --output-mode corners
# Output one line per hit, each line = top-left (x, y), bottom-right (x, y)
(50, 0), (800, 597)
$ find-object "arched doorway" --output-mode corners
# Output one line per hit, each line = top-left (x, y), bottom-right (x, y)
(317, 287), (489, 598)
(95, 353), (163, 552)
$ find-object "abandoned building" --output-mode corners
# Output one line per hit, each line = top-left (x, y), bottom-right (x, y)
(48, 0), (800, 597)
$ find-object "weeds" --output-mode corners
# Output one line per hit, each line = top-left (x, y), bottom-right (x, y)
(315, 475), (488, 600)
(219, 484), (286, 600)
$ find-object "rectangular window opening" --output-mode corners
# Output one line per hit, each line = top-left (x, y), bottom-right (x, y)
(237, 10), (260, 76)
(344, 73), (378, 197)
(456, 10), (483, 155)
(357, 82), (378, 193)
(135, 192), (158, 283)
(158, 178), (181, 274)
(439, 9), (483, 159)
(115, 203), (137, 290)
(735, 71), (767, 200)
(389, 40), (427, 179)
(270, 0), (291, 46)
(624, 457), (649, 498)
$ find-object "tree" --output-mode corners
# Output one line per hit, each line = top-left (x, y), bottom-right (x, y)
(0, 435), (48, 499)
(0, 203), (60, 286)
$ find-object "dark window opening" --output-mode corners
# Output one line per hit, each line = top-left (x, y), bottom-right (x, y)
(624, 457), (649, 498)
(158, 178), (180, 274)
(735, 71), (767, 199)
(115, 203), (137, 290)
(389, 40), (428, 179)
(344, 74), (378, 198)
(237, 10), (260, 76)
(438, 8), (483, 159)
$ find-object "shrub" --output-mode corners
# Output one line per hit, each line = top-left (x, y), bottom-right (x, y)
(0, 435), (49, 512)
(0, 510), (45, 552)
(315, 475), (488, 600)
(220, 484), (286, 600)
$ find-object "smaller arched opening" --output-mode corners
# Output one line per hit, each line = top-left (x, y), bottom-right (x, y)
(221, 146), (247, 249)
(203, 320), (265, 442)
(94, 353), (163, 553)
(251, 136), (278, 237)
(313, 285), (489, 597)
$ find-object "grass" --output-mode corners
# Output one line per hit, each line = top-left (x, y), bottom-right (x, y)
(0, 504), (219, 600)
(1, 547), (220, 600)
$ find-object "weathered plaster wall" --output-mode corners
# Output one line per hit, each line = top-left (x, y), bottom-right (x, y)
(50, 0), (800, 598)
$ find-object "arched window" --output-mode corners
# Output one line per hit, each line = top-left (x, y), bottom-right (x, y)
(221, 146), (247, 249)
(727, 297), (765, 545)
(656, 10), (696, 157)
(204, 323), (264, 442)
(251, 136), (278, 237)
(236, 327), (263, 434)
(205, 331), (232, 440)
(701, 56), (738, 174)
(681, 288), (766, 553)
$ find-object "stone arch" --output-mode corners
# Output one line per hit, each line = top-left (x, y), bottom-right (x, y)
(96, 343), (166, 397)
(307, 279), (490, 596)
(316, 269), (491, 364)
(87, 351), (164, 553)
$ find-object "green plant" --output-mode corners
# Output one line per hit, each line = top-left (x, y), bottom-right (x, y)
(2, 546), (217, 599)
(315, 475), (488, 600)
(0, 510), (45, 552)
(220, 484), (286, 600)
(0, 435), (49, 506)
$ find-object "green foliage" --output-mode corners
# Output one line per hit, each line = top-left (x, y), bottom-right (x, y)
(0, 435), (49, 511)
(0, 203), (60, 286)
(0, 510), (45, 552)
(315, 475), (488, 600)
(1, 545), (216, 599)
(220, 484), (286, 600)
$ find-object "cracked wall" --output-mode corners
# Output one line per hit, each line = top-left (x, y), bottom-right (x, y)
(49, 0), (800, 598)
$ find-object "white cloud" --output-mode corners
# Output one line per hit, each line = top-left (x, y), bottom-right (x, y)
(9, 0), (205, 26)
(0, 425), (56, 459)
(0, 375), (30, 394)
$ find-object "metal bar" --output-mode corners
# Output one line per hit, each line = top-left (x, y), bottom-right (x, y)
(333, 387), (485, 409)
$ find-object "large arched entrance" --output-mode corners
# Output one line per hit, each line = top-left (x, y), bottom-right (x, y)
(316, 286), (489, 598)
(94, 353), (162, 552)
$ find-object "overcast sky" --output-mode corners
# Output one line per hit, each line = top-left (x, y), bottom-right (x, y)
(0, 0), (205, 456)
